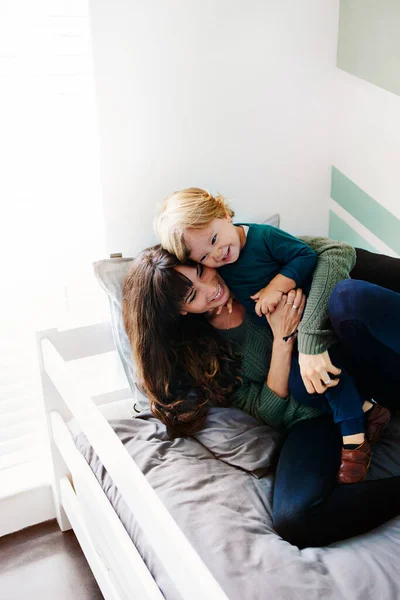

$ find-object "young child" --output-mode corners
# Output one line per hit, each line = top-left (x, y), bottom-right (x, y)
(155, 187), (390, 484)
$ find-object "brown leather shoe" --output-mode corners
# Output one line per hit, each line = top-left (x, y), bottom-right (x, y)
(337, 440), (372, 485)
(365, 403), (391, 445)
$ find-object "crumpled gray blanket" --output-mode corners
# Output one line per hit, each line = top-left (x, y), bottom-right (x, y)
(75, 407), (400, 600)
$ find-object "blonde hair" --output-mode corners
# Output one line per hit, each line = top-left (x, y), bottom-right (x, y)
(154, 187), (234, 261)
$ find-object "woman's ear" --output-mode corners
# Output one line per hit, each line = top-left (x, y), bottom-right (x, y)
(180, 309), (188, 316)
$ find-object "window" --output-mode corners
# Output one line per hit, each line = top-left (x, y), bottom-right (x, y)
(0, 1), (107, 487)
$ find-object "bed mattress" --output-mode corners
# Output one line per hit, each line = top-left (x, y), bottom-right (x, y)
(74, 407), (400, 600)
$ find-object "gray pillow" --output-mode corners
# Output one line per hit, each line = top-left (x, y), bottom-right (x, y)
(194, 407), (282, 475)
(87, 406), (281, 475)
(93, 257), (150, 410)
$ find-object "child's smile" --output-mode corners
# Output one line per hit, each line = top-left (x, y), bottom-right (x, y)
(184, 217), (245, 268)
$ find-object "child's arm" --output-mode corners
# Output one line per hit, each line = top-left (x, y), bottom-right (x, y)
(251, 274), (295, 317)
(266, 226), (318, 285)
(251, 226), (317, 315)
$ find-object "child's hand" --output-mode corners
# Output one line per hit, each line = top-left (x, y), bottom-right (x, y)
(250, 286), (284, 317)
(215, 293), (234, 315)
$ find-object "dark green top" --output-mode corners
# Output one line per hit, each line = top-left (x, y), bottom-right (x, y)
(219, 223), (317, 319)
(219, 316), (321, 429)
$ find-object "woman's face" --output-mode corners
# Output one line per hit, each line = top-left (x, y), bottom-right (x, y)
(175, 263), (230, 314)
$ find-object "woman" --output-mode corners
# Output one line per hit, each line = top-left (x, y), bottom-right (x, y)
(122, 245), (400, 548)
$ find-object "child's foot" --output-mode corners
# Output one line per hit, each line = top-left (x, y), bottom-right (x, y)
(337, 440), (372, 484)
(365, 403), (391, 445)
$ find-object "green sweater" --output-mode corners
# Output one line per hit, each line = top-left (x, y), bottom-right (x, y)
(220, 316), (322, 429)
(296, 236), (356, 354)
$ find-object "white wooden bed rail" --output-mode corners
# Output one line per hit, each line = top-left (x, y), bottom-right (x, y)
(52, 412), (163, 600)
(59, 475), (128, 600)
(40, 332), (229, 600)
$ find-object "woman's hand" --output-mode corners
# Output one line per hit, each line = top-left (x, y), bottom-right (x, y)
(265, 289), (305, 398)
(298, 351), (341, 394)
(266, 288), (305, 342)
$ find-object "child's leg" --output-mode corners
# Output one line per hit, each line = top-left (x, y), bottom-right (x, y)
(289, 349), (371, 484)
(325, 343), (365, 441)
(290, 350), (365, 439)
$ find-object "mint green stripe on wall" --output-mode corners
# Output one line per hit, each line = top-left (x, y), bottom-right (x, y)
(337, 0), (400, 96)
(328, 211), (378, 253)
(331, 166), (400, 255)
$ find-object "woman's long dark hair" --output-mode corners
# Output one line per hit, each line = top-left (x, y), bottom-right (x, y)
(122, 245), (241, 437)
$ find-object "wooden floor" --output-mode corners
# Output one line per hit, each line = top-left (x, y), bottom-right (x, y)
(0, 520), (103, 600)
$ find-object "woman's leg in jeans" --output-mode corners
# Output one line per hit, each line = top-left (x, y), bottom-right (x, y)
(350, 248), (400, 294)
(329, 280), (400, 408)
(273, 415), (400, 548)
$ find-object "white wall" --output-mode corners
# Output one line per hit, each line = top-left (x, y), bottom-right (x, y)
(330, 68), (400, 255)
(89, 0), (340, 257)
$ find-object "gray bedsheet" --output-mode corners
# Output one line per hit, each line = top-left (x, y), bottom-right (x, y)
(75, 408), (400, 600)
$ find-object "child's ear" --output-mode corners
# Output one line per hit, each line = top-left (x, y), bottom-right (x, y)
(225, 212), (232, 222)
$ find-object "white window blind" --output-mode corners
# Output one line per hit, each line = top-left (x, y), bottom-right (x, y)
(0, 1), (108, 481)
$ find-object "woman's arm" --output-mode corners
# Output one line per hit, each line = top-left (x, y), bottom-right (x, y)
(231, 290), (305, 427)
(267, 338), (295, 398)
(297, 237), (356, 355)
(231, 377), (290, 429)
(296, 237), (356, 394)
(266, 289), (305, 396)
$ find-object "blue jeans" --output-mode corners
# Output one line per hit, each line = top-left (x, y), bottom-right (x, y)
(273, 278), (400, 547)
(289, 346), (365, 437)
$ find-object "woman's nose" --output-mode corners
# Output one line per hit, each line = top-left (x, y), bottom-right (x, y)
(199, 277), (216, 298)
(202, 281), (215, 296)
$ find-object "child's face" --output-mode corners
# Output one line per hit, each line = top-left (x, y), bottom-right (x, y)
(184, 216), (243, 268)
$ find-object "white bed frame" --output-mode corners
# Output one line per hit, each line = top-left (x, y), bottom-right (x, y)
(37, 323), (229, 600)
